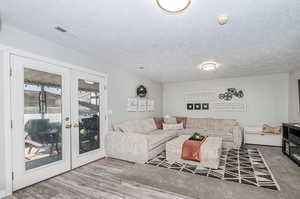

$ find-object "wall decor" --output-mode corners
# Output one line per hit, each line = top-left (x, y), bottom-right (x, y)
(185, 89), (246, 112)
(187, 103), (194, 110)
(194, 103), (201, 110)
(185, 92), (216, 101)
(213, 102), (246, 112)
(137, 85), (147, 98)
(138, 98), (147, 112)
(219, 88), (244, 101)
(147, 99), (155, 111)
(202, 103), (209, 110)
(127, 98), (138, 112)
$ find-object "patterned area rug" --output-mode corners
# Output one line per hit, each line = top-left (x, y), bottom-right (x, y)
(146, 148), (280, 191)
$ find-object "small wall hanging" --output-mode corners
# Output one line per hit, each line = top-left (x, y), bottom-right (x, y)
(219, 88), (244, 101)
(137, 85), (147, 98)
(194, 103), (201, 110)
(202, 103), (209, 110)
(147, 99), (155, 111)
(187, 103), (194, 110)
(138, 99), (147, 112)
(127, 98), (138, 112)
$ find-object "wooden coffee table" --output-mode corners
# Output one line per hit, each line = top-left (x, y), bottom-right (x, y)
(166, 135), (222, 169)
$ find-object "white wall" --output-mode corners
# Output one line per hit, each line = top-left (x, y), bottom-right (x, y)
(0, 25), (108, 72)
(0, 24), (163, 196)
(108, 68), (163, 126)
(288, 69), (300, 123)
(163, 74), (289, 127)
(0, 25), (163, 127)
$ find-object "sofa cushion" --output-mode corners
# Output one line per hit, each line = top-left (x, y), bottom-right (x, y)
(175, 117), (187, 128)
(112, 120), (135, 132)
(114, 118), (156, 133)
(185, 118), (237, 131)
(177, 128), (197, 135)
(140, 119), (157, 132)
(222, 119), (238, 130)
(205, 129), (233, 136)
(164, 117), (177, 124)
(153, 117), (164, 129)
(163, 123), (183, 130)
(186, 118), (209, 129)
(145, 130), (177, 150)
(207, 119), (237, 131)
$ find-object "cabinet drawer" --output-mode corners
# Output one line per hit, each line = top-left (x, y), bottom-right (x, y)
(245, 133), (282, 146)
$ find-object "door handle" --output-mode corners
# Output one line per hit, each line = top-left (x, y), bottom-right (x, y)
(73, 123), (80, 128)
(65, 124), (72, 129)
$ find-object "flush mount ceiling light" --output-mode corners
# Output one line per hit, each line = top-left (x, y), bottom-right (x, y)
(156, 0), (191, 14)
(84, 80), (95, 85)
(198, 61), (220, 71)
(218, 15), (229, 25)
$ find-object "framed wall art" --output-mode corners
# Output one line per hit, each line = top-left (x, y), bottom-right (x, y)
(187, 103), (194, 110)
(127, 98), (138, 112)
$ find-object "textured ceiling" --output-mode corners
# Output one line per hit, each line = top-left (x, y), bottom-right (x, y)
(1, 0), (300, 82)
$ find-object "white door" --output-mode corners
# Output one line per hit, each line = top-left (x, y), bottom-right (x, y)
(70, 71), (106, 168)
(11, 55), (107, 191)
(11, 55), (71, 190)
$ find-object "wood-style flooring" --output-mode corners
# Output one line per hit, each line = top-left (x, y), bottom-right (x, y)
(7, 145), (300, 199)
(11, 158), (191, 199)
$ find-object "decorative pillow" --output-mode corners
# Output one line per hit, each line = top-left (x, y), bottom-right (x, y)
(262, 124), (281, 134)
(175, 117), (187, 129)
(153, 117), (164, 129)
(163, 122), (184, 130)
(164, 116), (177, 124)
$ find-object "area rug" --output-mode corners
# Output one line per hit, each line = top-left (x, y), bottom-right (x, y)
(146, 148), (280, 191)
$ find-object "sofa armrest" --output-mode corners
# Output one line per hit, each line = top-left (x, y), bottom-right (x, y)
(105, 131), (149, 163)
(232, 126), (243, 148)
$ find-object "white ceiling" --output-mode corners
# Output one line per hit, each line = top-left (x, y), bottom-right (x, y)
(1, 0), (300, 82)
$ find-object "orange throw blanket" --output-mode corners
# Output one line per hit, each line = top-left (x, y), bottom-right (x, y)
(181, 136), (208, 162)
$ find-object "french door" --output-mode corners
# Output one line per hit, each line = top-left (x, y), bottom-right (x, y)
(11, 55), (106, 191)
(70, 71), (106, 168)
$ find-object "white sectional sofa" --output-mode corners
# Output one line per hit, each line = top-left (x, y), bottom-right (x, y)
(105, 117), (243, 164)
(180, 118), (243, 148)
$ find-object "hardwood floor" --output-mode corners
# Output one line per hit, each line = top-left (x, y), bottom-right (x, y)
(7, 145), (300, 199)
(10, 158), (192, 199)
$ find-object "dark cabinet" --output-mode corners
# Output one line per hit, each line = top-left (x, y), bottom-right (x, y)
(282, 123), (300, 166)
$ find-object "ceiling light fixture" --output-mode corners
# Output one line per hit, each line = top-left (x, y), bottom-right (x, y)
(198, 61), (220, 71)
(218, 15), (229, 25)
(156, 0), (191, 14)
(84, 80), (95, 85)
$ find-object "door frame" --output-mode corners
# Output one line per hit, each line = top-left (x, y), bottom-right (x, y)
(0, 44), (108, 196)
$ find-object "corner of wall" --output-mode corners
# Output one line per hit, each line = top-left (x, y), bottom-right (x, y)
(288, 70), (300, 123)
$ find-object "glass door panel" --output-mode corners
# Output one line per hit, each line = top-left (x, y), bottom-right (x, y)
(24, 68), (63, 170)
(71, 72), (106, 169)
(78, 79), (100, 154)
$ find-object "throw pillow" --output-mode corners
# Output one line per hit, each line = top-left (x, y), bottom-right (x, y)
(164, 116), (177, 124)
(153, 117), (164, 129)
(262, 124), (281, 134)
(163, 122), (184, 130)
(175, 117), (187, 129)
